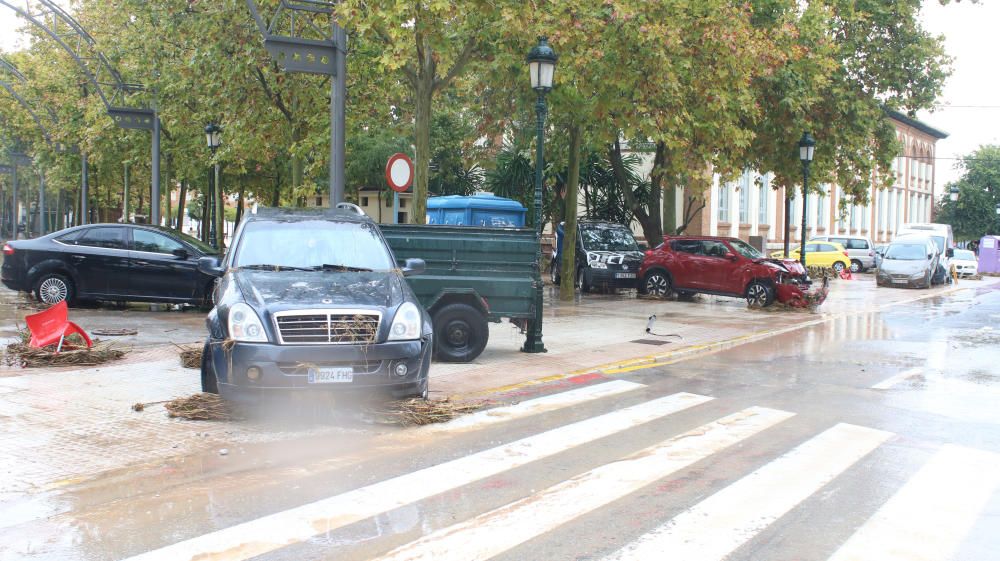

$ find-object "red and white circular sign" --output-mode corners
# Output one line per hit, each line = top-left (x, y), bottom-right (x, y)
(385, 153), (414, 193)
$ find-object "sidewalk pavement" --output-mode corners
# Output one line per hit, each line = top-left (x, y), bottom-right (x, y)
(0, 275), (997, 501)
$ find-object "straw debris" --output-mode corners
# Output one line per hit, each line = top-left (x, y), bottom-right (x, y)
(175, 344), (203, 369)
(3, 338), (128, 368)
(165, 393), (241, 421)
(368, 397), (483, 427)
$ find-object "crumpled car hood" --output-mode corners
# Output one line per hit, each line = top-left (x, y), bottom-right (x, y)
(235, 270), (404, 310)
(757, 258), (806, 276)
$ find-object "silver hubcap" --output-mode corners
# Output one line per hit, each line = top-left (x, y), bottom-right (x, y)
(39, 278), (68, 304)
(646, 275), (668, 296)
(747, 284), (766, 305)
(834, 263), (844, 272)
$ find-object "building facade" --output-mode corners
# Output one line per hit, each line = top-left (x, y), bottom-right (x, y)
(676, 112), (947, 248)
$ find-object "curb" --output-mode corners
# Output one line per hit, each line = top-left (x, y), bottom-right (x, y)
(465, 279), (993, 399)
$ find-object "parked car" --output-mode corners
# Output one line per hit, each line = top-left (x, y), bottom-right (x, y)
(640, 236), (810, 307)
(197, 206), (432, 402)
(951, 249), (979, 277)
(809, 235), (875, 272)
(771, 241), (851, 273)
(552, 220), (644, 292)
(1, 223), (220, 306)
(873, 243), (889, 268)
(876, 237), (939, 288)
(896, 223), (954, 284)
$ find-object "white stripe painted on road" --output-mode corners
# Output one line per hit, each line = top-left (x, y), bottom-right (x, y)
(605, 423), (893, 561)
(375, 406), (794, 561)
(871, 367), (923, 390)
(828, 444), (1000, 561)
(123, 391), (713, 561)
(425, 380), (645, 433)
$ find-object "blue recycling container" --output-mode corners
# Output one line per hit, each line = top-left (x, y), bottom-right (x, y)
(425, 194), (527, 228)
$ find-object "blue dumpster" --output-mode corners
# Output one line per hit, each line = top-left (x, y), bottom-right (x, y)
(426, 194), (527, 228)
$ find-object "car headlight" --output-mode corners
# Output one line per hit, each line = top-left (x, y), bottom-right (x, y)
(388, 302), (422, 341)
(909, 272), (925, 279)
(228, 302), (268, 342)
(590, 261), (608, 269)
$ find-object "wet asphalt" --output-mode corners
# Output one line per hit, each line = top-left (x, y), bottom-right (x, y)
(1, 283), (999, 560)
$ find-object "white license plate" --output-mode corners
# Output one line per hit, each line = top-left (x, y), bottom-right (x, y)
(308, 367), (354, 384)
(891, 279), (908, 284)
(616, 272), (637, 279)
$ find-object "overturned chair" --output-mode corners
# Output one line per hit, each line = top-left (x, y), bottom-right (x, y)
(25, 301), (93, 353)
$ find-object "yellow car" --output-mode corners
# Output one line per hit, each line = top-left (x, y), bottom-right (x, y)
(771, 241), (851, 272)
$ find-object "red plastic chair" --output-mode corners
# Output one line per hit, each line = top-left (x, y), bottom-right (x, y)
(24, 301), (93, 353)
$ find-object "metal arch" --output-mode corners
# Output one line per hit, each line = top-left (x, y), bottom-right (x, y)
(0, 79), (52, 146)
(0, 0), (156, 130)
(246, 0), (340, 75)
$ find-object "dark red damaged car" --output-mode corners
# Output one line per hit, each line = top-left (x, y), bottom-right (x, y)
(639, 236), (825, 308)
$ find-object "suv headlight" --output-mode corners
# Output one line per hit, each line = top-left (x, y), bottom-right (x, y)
(228, 302), (268, 342)
(388, 302), (421, 341)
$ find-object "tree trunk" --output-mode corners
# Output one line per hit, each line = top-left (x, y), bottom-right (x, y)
(176, 180), (187, 232)
(164, 156), (172, 229)
(413, 73), (433, 225)
(235, 184), (245, 227)
(663, 183), (677, 236)
(214, 165), (225, 250)
(200, 183), (210, 243)
(560, 123), (583, 302)
(271, 160), (282, 206)
(609, 139), (662, 246)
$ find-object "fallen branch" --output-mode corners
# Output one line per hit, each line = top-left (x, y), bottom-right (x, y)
(165, 393), (241, 421)
(367, 397), (483, 427)
(174, 344), (202, 369)
(3, 340), (128, 367)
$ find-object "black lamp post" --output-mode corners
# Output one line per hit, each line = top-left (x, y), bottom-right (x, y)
(205, 123), (222, 248)
(523, 37), (556, 354)
(798, 132), (815, 270)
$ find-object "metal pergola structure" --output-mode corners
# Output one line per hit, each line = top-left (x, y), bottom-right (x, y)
(246, 0), (346, 206)
(0, 0), (163, 225)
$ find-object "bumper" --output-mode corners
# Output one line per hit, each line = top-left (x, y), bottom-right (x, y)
(955, 266), (978, 276)
(207, 337), (432, 402)
(586, 268), (640, 289)
(876, 275), (928, 288)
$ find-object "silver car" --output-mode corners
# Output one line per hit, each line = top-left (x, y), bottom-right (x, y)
(810, 235), (875, 272)
(876, 237), (939, 289)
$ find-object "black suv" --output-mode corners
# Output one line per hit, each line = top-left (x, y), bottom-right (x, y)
(198, 206), (432, 402)
(552, 220), (644, 292)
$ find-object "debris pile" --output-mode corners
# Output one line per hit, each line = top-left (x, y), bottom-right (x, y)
(176, 345), (202, 369)
(3, 333), (128, 367)
(164, 393), (241, 421)
(91, 328), (138, 336)
(368, 397), (482, 427)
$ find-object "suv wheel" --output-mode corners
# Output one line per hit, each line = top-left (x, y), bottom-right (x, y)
(643, 271), (672, 298)
(850, 260), (862, 273)
(200, 341), (219, 394)
(745, 281), (775, 308)
(577, 268), (592, 293)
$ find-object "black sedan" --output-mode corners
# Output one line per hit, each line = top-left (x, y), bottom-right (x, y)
(2, 224), (221, 306)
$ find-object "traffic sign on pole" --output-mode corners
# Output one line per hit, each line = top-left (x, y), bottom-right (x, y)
(385, 153), (414, 193)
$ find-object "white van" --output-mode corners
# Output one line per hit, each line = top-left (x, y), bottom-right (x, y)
(895, 223), (955, 283)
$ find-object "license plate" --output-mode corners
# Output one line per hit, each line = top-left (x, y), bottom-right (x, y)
(891, 279), (908, 284)
(307, 367), (353, 384)
(616, 272), (636, 279)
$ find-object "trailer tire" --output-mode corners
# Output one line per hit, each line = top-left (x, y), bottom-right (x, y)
(432, 303), (489, 362)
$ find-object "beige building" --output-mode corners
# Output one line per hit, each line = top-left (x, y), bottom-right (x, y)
(680, 111), (948, 248)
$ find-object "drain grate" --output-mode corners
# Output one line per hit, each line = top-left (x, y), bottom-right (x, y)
(630, 338), (672, 346)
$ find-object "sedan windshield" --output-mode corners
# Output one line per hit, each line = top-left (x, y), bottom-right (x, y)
(954, 249), (976, 260)
(729, 239), (763, 259)
(234, 220), (395, 271)
(580, 225), (639, 252)
(884, 243), (928, 261)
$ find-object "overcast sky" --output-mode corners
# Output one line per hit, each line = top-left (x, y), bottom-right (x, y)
(0, 1), (996, 188)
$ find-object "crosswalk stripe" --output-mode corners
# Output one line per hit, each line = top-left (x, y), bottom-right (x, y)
(605, 423), (893, 561)
(871, 367), (923, 389)
(374, 406), (794, 561)
(827, 444), (1000, 561)
(425, 380), (644, 433)
(123, 391), (713, 561)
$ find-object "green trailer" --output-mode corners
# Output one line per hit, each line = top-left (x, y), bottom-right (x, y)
(380, 224), (538, 362)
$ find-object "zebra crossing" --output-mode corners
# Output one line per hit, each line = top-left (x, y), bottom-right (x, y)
(124, 380), (1000, 561)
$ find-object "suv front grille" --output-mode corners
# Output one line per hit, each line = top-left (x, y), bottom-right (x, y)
(274, 310), (381, 345)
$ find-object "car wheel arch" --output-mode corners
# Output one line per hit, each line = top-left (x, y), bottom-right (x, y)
(26, 260), (80, 294)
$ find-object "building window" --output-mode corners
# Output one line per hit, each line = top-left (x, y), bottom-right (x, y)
(758, 174), (769, 224)
(397, 212), (407, 223)
(717, 182), (730, 222)
(816, 185), (826, 228)
(315, 195), (323, 206)
(850, 205), (858, 230)
(400, 198), (407, 209)
(738, 172), (750, 224)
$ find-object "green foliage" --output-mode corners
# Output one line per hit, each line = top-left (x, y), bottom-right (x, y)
(933, 146), (1000, 241)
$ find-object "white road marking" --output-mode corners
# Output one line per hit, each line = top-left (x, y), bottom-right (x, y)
(871, 367), (923, 389)
(425, 379), (644, 433)
(828, 444), (1000, 561)
(375, 406), (794, 561)
(123, 391), (712, 561)
(605, 423), (893, 561)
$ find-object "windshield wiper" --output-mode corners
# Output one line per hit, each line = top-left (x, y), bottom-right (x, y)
(312, 264), (374, 272)
(238, 264), (315, 272)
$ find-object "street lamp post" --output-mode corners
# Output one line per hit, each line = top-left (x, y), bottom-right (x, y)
(205, 123), (222, 248)
(798, 132), (815, 271)
(522, 37), (557, 354)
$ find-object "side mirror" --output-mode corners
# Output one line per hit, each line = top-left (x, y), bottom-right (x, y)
(172, 248), (189, 259)
(197, 256), (225, 277)
(946, 248), (954, 258)
(725, 252), (738, 261)
(927, 253), (934, 260)
(402, 257), (426, 276)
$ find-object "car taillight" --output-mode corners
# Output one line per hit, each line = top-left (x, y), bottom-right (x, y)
(843, 251), (849, 257)
(2, 243), (13, 256)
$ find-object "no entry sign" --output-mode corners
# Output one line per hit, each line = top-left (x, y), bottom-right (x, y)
(385, 153), (414, 193)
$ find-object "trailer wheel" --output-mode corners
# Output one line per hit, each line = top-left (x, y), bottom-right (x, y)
(432, 303), (489, 362)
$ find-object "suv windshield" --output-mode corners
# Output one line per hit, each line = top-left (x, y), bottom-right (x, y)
(729, 239), (763, 259)
(885, 243), (928, 261)
(580, 225), (639, 252)
(234, 220), (395, 271)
